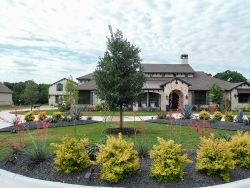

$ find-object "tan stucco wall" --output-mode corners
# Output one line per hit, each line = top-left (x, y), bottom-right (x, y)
(0, 93), (13, 106)
(48, 79), (68, 106)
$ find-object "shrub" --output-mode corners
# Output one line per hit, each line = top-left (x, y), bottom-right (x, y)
(149, 138), (192, 181)
(24, 140), (49, 164)
(70, 105), (83, 120)
(213, 111), (223, 121)
(95, 103), (103, 111)
(157, 111), (167, 119)
(196, 134), (235, 182)
(96, 133), (140, 183)
(52, 112), (63, 120)
(229, 131), (250, 168)
(85, 144), (99, 160)
(235, 110), (244, 123)
(224, 111), (234, 122)
(181, 105), (193, 119)
(86, 105), (94, 112)
(38, 111), (47, 121)
(51, 137), (91, 174)
(199, 111), (210, 120)
(134, 142), (150, 158)
(24, 112), (35, 122)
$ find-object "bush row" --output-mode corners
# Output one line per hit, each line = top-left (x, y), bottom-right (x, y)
(50, 131), (250, 183)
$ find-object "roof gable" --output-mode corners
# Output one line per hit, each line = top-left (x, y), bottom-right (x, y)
(0, 82), (13, 93)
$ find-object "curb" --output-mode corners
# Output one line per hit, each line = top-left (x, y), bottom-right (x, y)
(0, 169), (112, 188)
(0, 169), (250, 188)
(199, 178), (250, 188)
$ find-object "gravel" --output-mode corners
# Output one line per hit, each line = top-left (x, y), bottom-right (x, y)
(1, 150), (250, 188)
(148, 119), (250, 131)
(0, 120), (98, 132)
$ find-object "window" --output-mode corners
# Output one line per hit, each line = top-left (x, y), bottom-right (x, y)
(56, 83), (63, 91)
(238, 93), (250, 103)
(194, 91), (207, 105)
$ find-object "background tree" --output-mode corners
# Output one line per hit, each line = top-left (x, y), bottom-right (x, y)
(4, 81), (49, 105)
(214, 70), (247, 83)
(94, 26), (146, 130)
(209, 84), (224, 105)
(23, 80), (39, 110)
(63, 76), (79, 109)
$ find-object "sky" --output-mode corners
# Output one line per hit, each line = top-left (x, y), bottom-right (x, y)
(0, 0), (250, 84)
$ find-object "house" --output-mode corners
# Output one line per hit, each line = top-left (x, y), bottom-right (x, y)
(77, 54), (250, 111)
(48, 78), (70, 106)
(0, 82), (13, 106)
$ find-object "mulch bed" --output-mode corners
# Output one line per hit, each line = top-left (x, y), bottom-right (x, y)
(1, 150), (250, 188)
(0, 120), (98, 132)
(148, 119), (250, 131)
(106, 127), (140, 135)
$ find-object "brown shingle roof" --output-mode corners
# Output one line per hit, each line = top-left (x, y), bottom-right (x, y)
(77, 73), (93, 81)
(142, 64), (194, 73)
(0, 83), (13, 93)
(78, 80), (96, 91)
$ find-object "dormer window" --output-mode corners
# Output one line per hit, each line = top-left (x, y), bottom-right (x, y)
(56, 83), (63, 91)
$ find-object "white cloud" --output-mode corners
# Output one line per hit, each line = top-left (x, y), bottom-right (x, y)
(0, 0), (249, 83)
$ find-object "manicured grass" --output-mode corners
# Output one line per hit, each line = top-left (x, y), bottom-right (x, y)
(0, 105), (31, 112)
(0, 121), (236, 159)
(16, 110), (159, 116)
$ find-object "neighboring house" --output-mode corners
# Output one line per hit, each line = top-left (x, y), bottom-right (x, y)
(48, 78), (69, 106)
(0, 82), (13, 106)
(77, 54), (250, 111)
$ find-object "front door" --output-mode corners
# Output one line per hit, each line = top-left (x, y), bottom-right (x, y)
(169, 92), (179, 110)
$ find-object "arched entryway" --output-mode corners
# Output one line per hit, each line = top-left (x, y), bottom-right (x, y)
(169, 90), (183, 110)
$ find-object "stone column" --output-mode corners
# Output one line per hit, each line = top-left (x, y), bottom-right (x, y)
(147, 92), (149, 107)
(161, 92), (166, 111)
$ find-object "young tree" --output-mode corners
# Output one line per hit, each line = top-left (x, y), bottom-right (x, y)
(94, 26), (146, 130)
(214, 70), (247, 83)
(63, 76), (79, 109)
(23, 80), (39, 110)
(209, 84), (224, 105)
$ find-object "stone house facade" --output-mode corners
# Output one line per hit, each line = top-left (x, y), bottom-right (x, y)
(61, 55), (250, 111)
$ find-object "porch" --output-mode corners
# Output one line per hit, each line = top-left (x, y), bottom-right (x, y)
(138, 92), (161, 111)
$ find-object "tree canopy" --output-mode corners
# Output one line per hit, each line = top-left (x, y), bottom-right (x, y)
(93, 26), (146, 129)
(23, 80), (39, 110)
(209, 84), (224, 105)
(4, 81), (49, 105)
(214, 70), (247, 83)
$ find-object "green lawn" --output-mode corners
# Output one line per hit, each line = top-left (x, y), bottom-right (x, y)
(0, 121), (236, 159)
(0, 105), (31, 112)
(16, 110), (159, 116)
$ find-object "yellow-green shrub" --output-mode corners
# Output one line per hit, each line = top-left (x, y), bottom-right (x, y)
(196, 134), (235, 182)
(52, 111), (63, 120)
(224, 111), (234, 122)
(213, 111), (223, 121)
(149, 138), (192, 181)
(38, 111), (47, 121)
(96, 133), (139, 183)
(199, 111), (210, 120)
(50, 137), (91, 174)
(229, 131), (250, 168)
(24, 112), (35, 122)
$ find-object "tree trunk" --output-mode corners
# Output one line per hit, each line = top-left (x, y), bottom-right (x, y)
(119, 104), (123, 130)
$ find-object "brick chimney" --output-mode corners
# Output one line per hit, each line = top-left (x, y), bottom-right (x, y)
(180, 54), (188, 64)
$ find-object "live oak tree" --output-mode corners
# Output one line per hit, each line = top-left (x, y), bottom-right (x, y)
(209, 84), (224, 105)
(93, 26), (146, 130)
(23, 80), (39, 111)
(214, 70), (247, 83)
(64, 76), (79, 109)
